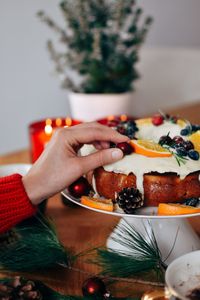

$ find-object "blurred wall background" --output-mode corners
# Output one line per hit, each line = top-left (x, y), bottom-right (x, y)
(0, 0), (200, 154)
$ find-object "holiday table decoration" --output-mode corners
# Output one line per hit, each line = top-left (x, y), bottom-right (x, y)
(62, 189), (200, 265)
(38, 0), (153, 120)
(0, 206), (186, 298)
(0, 215), (70, 273)
(0, 276), (141, 300)
(29, 117), (81, 162)
(0, 276), (84, 300)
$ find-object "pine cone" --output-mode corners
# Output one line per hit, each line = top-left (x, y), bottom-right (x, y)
(0, 230), (19, 250)
(0, 277), (42, 300)
(116, 187), (144, 214)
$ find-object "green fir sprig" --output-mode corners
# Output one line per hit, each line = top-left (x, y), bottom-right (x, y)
(94, 220), (167, 282)
(0, 215), (71, 273)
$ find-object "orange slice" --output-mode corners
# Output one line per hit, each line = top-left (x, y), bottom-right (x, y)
(177, 119), (187, 128)
(158, 203), (200, 215)
(81, 196), (114, 212)
(135, 117), (152, 126)
(188, 130), (200, 152)
(130, 140), (172, 158)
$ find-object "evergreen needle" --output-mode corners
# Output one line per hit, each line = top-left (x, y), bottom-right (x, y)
(0, 215), (71, 272)
(95, 220), (166, 281)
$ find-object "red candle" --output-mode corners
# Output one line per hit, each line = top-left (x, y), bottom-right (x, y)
(97, 114), (135, 126)
(29, 117), (81, 162)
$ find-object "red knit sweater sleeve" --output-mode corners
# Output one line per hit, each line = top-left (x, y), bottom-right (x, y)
(0, 174), (37, 233)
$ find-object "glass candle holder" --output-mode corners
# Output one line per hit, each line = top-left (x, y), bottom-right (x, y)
(97, 114), (135, 126)
(29, 117), (81, 162)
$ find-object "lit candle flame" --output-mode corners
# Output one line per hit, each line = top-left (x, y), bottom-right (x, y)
(107, 115), (115, 121)
(55, 118), (62, 127)
(65, 117), (72, 127)
(120, 114), (127, 122)
(45, 118), (52, 126)
(44, 124), (53, 136)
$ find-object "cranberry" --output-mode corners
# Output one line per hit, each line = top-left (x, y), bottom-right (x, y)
(107, 120), (119, 127)
(152, 114), (164, 126)
(173, 136), (184, 144)
(183, 140), (194, 151)
(82, 277), (107, 297)
(116, 142), (133, 155)
(68, 177), (91, 198)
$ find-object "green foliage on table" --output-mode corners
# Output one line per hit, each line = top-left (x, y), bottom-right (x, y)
(94, 220), (167, 282)
(0, 277), (140, 300)
(38, 0), (153, 93)
(0, 215), (71, 272)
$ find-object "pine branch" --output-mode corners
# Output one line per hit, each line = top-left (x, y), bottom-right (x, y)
(93, 220), (166, 282)
(0, 215), (71, 272)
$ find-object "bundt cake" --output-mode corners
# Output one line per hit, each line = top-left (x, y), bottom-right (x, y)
(81, 114), (200, 210)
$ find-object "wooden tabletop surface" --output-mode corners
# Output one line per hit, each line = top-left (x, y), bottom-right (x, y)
(0, 101), (200, 298)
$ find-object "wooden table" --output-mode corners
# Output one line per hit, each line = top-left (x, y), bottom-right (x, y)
(0, 101), (200, 298)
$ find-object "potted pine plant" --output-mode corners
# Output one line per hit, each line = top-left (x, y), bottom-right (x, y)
(38, 0), (152, 121)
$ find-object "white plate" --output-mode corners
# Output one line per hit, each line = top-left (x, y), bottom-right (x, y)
(0, 163), (32, 176)
(165, 250), (200, 300)
(62, 189), (200, 219)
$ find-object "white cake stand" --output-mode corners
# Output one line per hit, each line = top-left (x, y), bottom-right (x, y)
(62, 190), (200, 264)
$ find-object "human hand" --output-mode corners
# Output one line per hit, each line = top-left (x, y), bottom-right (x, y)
(22, 122), (129, 205)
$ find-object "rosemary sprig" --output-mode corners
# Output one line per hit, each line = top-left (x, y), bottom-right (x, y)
(163, 145), (188, 166)
(159, 132), (188, 166)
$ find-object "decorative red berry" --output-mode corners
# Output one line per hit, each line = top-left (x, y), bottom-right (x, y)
(173, 136), (184, 144)
(68, 177), (91, 198)
(152, 114), (164, 126)
(82, 277), (107, 298)
(116, 142), (133, 155)
(107, 119), (119, 127)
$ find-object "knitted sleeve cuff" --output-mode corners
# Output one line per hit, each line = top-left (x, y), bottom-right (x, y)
(0, 174), (37, 233)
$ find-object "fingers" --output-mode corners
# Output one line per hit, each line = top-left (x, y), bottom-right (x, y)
(68, 122), (129, 144)
(78, 148), (124, 174)
(93, 141), (110, 150)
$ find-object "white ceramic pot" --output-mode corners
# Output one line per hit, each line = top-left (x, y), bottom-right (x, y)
(165, 250), (200, 300)
(68, 92), (133, 121)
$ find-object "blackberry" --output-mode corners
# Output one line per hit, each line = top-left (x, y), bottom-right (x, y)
(116, 187), (144, 214)
(183, 198), (200, 207)
(117, 120), (138, 139)
(159, 135), (173, 146)
(176, 147), (187, 157)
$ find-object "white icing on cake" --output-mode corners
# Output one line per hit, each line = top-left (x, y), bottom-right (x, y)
(81, 120), (200, 195)
(136, 122), (183, 142)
